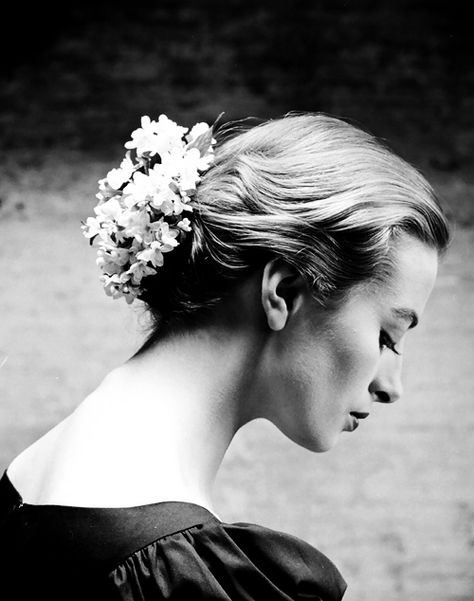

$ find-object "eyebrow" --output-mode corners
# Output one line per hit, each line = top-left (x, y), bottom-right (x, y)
(392, 308), (419, 329)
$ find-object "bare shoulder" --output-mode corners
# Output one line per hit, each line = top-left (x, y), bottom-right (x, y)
(6, 414), (73, 502)
(6, 383), (112, 504)
(5, 367), (202, 508)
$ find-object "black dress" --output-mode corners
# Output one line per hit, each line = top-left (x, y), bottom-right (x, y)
(0, 470), (347, 600)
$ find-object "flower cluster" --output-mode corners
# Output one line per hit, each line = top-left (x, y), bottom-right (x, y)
(82, 115), (216, 303)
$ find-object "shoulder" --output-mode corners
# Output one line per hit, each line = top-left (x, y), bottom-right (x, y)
(6, 416), (70, 502)
(108, 519), (347, 601)
(218, 522), (347, 600)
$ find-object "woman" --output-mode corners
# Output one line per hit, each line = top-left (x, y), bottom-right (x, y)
(0, 113), (450, 600)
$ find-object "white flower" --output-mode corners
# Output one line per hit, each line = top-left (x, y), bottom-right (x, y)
(179, 148), (202, 191)
(82, 216), (102, 239)
(197, 147), (215, 171)
(106, 153), (135, 189)
(122, 171), (157, 206)
(124, 115), (188, 158)
(84, 113), (218, 303)
(96, 246), (130, 275)
(94, 196), (123, 222)
(185, 121), (215, 171)
(149, 185), (178, 216)
(109, 247), (131, 267)
(100, 271), (143, 304)
(123, 288), (140, 304)
(153, 114), (189, 154)
(177, 217), (192, 232)
(186, 122), (211, 144)
(124, 116), (164, 157)
(96, 256), (121, 276)
(159, 222), (180, 251)
(136, 241), (165, 268)
(126, 261), (157, 285)
(96, 177), (118, 202)
(116, 208), (151, 243)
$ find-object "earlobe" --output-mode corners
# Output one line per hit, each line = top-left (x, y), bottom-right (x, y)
(261, 259), (306, 331)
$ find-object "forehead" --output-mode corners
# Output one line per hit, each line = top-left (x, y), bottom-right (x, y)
(310, 235), (439, 327)
(371, 236), (439, 317)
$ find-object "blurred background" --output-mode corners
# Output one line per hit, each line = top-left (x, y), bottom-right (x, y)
(0, 1), (473, 599)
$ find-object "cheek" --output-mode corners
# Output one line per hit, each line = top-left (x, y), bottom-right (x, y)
(328, 327), (379, 394)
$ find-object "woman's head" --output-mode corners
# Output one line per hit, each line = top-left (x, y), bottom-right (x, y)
(139, 112), (450, 335)
(129, 112), (450, 452)
(255, 233), (439, 451)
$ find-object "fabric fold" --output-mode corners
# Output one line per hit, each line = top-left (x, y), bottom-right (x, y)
(108, 521), (347, 601)
(1, 470), (346, 600)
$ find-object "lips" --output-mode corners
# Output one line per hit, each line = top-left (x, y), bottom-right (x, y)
(344, 411), (370, 432)
(349, 411), (369, 419)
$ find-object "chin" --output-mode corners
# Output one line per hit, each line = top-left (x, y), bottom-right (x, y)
(288, 430), (338, 453)
(267, 418), (339, 453)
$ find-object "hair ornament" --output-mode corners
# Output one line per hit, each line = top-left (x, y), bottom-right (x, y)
(82, 114), (218, 304)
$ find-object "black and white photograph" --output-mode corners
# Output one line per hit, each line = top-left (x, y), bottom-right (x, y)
(0, 2), (472, 600)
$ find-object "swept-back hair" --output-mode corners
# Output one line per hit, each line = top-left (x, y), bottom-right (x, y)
(139, 113), (450, 334)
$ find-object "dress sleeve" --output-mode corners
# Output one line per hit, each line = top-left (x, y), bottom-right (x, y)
(106, 521), (347, 601)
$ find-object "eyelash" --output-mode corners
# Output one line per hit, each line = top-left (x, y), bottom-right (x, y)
(379, 330), (401, 355)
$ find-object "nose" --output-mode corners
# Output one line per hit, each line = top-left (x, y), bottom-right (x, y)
(369, 356), (403, 404)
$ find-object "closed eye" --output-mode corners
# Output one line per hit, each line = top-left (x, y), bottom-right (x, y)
(379, 330), (401, 355)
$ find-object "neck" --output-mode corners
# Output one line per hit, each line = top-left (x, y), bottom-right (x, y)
(79, 323), (265, 510)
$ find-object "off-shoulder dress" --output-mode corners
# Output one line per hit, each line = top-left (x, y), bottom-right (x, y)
(0, 469), (347, 600)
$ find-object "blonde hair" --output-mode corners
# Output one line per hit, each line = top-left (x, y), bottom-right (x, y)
(140, 113), (450, 330)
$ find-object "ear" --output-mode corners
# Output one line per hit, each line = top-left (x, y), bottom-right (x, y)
(261, 258), (307, 331)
